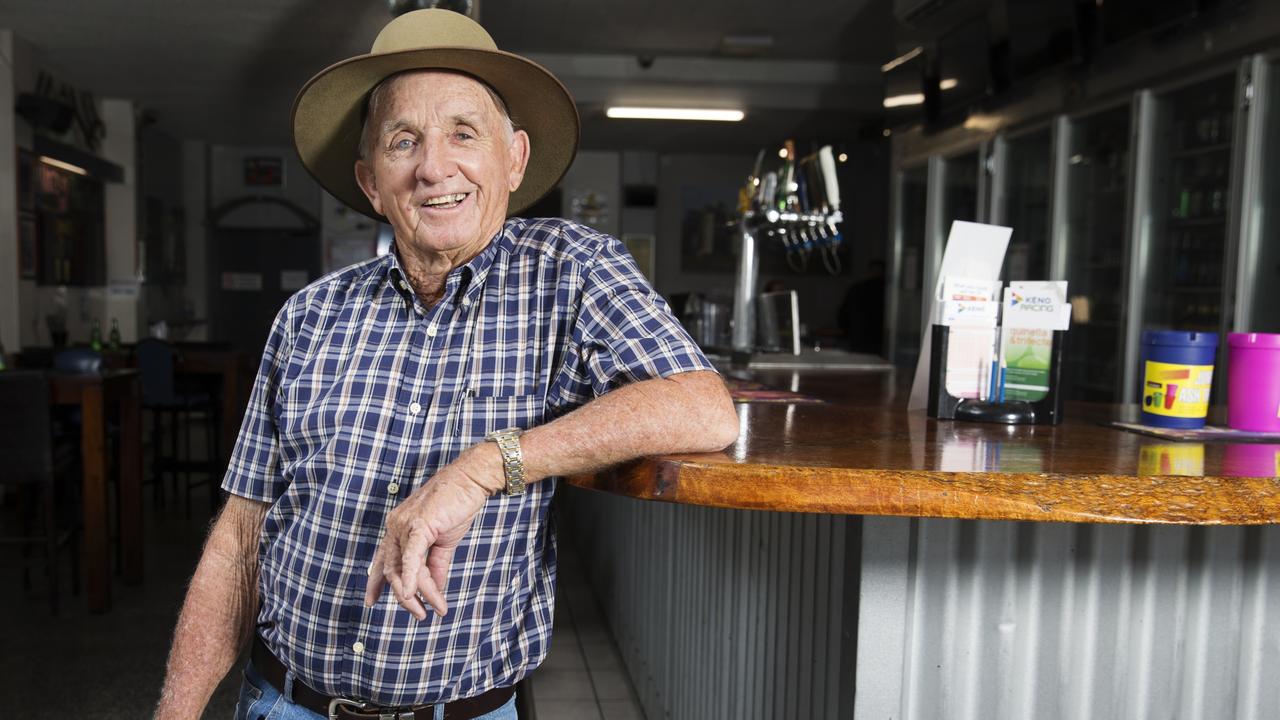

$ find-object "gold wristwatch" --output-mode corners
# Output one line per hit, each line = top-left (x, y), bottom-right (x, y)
(485, 427), (526, 496)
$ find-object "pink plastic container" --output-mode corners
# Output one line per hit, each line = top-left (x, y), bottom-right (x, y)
(1227, 332), (1280, 432)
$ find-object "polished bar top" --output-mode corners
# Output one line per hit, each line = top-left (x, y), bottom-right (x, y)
(567, 368), (1280, 525)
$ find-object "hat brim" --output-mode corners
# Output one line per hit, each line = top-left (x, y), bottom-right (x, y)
(292, 47), (579, 221)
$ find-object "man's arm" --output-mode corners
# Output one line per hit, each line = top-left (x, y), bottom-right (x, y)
(366, 369), (737, 619)
(521, 369), (738, 480)
(155, 495), (270, 719)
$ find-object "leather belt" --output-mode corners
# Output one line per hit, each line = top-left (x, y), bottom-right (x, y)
(251, 636), (515, 720)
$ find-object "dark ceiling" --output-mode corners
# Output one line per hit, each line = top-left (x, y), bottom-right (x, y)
(0, 0), (900, 151)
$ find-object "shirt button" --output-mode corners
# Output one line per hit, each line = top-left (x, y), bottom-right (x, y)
(352, 641), (365, 655)
(387, 481), (401, 495)
(409, 401), (422, 415)
(426, 324), (438, 337)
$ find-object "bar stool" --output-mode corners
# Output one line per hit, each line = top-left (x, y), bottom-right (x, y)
(0, 371), (80, 614)
(135, 339), (221, 517)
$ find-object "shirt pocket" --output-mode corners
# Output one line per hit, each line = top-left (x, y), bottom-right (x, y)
(446, 393), (545, 448)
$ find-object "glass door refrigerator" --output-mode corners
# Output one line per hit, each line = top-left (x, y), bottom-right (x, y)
(1061, 105), (1132, 402)
(1149, 74), (1236, 333)
(891, 165), (929, 368)
(942, 151), (981, 224)
(1237, 55), (1280, 334)
(1001, 129), (1053, 280)
(1124, 70), (1242, 401)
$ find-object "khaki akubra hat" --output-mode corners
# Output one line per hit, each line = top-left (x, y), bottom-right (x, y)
(291, 9), (580, 220)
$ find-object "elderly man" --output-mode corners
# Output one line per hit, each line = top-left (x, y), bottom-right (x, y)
(154, 9), (737, 720)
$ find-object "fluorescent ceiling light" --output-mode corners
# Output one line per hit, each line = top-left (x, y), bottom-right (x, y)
(940, 78), (959, 90)
(881, 47), (923, 73)
(883, 93), (925, 108)
(606, 107), (745, 122)
(39, 155), (88, 176)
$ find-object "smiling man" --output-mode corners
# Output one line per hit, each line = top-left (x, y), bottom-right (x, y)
(154, 9), (737, 720)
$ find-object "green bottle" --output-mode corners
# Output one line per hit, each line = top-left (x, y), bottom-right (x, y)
(108, 318), (122, 350)
(90, 318), (103, 352)
(0, 334), (8, 371)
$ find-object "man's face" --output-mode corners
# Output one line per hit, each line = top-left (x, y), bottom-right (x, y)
(355, 71), (529, 262)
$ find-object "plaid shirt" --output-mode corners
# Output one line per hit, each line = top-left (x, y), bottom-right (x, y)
(222, 217), (713, 706)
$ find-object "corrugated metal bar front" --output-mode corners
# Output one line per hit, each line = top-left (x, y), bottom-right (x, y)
(561, 487), (859, 720)
(857, 517), (1280, 720)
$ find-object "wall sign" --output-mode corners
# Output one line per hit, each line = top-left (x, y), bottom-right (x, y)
(221, 272), (263, 291)
(244, 156), (284, 187)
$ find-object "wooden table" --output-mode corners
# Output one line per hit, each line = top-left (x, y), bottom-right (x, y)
(569, 369), (1280, 524)
(49, 370), (143, 612)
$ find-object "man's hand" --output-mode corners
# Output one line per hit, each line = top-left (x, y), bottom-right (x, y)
(364, 442), (504, 619)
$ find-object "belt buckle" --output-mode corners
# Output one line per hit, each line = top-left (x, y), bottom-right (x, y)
(329, 697), (417, 720)
(328, 697), (371, 720)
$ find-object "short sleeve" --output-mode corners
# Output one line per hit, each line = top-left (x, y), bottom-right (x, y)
(571, 235), (716, 396)
(220, 302), (293, 503)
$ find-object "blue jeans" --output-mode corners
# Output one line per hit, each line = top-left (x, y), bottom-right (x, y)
(233, 660), (518, 720)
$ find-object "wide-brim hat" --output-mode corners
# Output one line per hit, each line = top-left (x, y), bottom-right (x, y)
(292, 9), (579, 220)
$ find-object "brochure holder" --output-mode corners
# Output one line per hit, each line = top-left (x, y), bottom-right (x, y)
(927, 324), (1067, 425)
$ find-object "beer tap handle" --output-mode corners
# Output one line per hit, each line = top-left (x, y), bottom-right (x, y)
(818, 145), (840, 213)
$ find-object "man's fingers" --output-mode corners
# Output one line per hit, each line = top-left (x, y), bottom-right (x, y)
(397, 523), (434, 602)
(363, 547), (385, 607)
(379, 532), (405, 603)
(425, 544), (456, 603)
(415, 565), (447, 618)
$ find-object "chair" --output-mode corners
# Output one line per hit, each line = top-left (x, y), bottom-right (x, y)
(0, 371), (80, 614)
(135, 339), (221, 517)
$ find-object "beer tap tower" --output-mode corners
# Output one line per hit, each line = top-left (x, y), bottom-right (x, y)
(731, 142), (845, 353)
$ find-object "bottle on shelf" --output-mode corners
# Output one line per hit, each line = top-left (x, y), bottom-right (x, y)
(0, 333), (8, 371)
(90, 318), (103, 352)
(108, 318), (122, 350)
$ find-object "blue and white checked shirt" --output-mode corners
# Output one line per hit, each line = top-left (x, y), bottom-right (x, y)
(222, 217), (714, 706)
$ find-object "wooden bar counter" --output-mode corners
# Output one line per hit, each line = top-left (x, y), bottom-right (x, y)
(561, 367), (1280, 720)
(568, 369), (1280, 524)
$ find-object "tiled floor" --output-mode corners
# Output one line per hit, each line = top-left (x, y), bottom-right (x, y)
(531, 538), (647, 720)
(0, 468), (645, 719)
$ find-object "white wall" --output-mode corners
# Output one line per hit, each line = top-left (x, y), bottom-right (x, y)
(559, 150), (621, 239)
(101, 98), (140, 341)
(0, 30), (19, 352)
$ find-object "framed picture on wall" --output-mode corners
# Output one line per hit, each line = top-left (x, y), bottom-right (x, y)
(622, 233), (656, 284)
(18, 214), (37, 279)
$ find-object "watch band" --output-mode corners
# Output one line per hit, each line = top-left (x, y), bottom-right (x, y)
(485, 427), (526, 496)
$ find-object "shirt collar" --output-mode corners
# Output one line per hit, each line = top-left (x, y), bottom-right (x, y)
(382, 219), (520, 307)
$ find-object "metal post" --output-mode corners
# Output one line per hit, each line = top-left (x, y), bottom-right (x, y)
(732, 219), (759, 352)
(1122, 90), (1158, 404)
(1048, 115), (1073, 281)
(1232, 55), (1268, 333)
(988, 135), (1009, 225)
